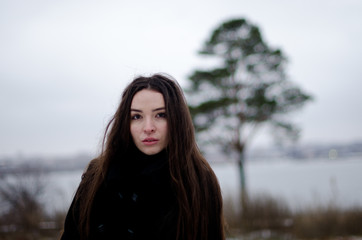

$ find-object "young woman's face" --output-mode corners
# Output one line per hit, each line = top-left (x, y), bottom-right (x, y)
(130, 89), (168, 155)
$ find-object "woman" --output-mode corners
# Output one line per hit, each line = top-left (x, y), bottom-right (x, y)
(60, 74), (225, 240)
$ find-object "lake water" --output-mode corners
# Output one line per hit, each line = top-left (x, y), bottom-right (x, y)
(44, 156), (362, 213)
(215, 157), (362, 210)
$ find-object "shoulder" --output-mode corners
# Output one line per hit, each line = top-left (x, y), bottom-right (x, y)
(81, 158), (101, 180)
(72, 157), (103, 201)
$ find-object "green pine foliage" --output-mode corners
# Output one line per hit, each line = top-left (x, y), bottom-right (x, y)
(187, 17), (312, 192)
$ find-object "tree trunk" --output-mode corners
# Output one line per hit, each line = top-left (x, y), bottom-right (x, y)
(237, 149), (248, 210)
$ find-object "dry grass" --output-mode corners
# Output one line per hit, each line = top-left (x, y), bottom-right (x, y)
(224, 193), (362, 239)
(293, 205), (362, 239)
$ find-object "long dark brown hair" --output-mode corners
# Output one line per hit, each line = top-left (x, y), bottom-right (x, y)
(73, 73), (224, 240)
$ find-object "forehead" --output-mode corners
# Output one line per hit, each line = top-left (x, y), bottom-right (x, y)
(131, 89), (165, 108)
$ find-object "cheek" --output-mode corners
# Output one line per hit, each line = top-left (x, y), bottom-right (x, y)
(162, 123), (168, 139)
(130, 124), (138, 139)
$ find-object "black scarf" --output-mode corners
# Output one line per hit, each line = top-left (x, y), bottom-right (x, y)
(90, 148), (178, 239)
(104, 147), (170, 192)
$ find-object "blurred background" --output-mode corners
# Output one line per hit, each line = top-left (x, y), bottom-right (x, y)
(1, 0), (362, 239)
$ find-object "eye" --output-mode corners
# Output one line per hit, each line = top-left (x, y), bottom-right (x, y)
(156, 112), (167, 118)
(131, 114), (142, 120)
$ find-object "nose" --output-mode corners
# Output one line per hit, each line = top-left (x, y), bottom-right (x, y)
(144, 118), (156, 134)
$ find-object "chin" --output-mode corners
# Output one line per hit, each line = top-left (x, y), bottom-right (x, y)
(141, 148), (162, 156)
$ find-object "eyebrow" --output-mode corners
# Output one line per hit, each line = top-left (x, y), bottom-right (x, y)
(130, 107), (166, 112)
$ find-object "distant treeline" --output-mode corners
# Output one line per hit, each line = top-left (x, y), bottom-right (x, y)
(247, 141), (362, 160)
(1, 141), (362, 174)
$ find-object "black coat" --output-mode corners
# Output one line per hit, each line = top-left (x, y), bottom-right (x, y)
(61, 150), (178, 240)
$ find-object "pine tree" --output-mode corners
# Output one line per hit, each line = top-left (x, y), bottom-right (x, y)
(187, 18), (312, 201)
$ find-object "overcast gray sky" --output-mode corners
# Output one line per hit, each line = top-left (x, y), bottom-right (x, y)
(1, 0), (361, 157)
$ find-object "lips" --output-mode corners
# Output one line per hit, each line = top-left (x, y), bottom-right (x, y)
(142, 137), (159, 145)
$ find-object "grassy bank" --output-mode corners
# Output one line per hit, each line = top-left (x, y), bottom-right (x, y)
(224, 193), (362, 239)
(1, 193), (361, 240)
